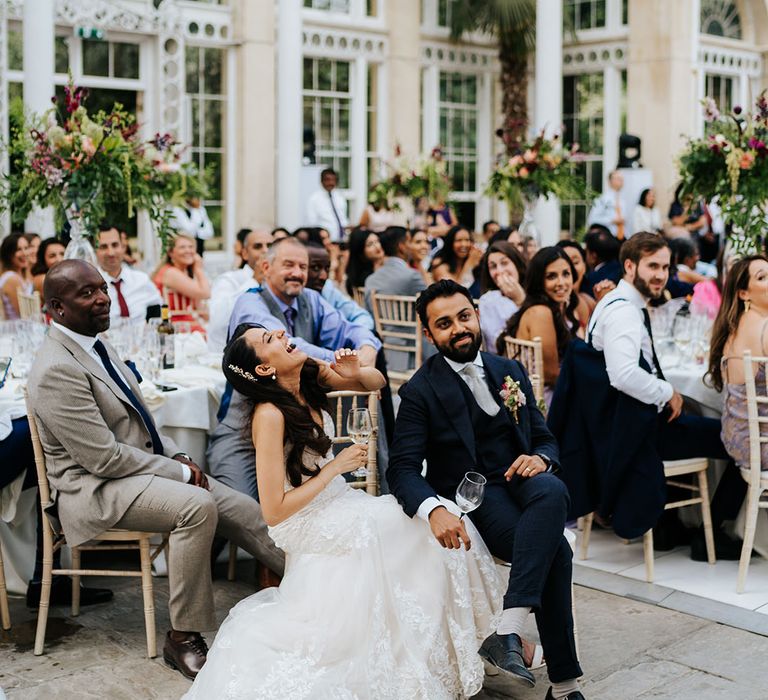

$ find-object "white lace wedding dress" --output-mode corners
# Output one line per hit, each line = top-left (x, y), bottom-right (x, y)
(183, 412), (504, 700)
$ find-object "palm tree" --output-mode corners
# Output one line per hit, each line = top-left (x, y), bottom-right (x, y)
(448, 0), (536, 155)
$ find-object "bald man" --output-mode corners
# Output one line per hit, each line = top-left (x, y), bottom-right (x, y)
(27, 260), (284, 680)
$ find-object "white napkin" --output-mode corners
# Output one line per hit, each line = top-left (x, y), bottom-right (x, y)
(139, 381), (166, 409)
(177, 332), (208, 361)
(158, 364), (226, 402)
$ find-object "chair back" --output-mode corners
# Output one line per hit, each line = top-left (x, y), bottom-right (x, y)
(17, 289), (42, 321)
(503, 335), (545, 408)
(23, 390), (56, 520)
(743, 351), (768, 488)
(369, 291), (422, 369)
(351, 286), (367, 308)
(326, 390), (379, 495)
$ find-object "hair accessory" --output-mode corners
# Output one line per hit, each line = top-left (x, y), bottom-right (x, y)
(228, 364), (258, 383)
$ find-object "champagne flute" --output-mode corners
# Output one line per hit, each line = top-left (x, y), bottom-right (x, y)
(347, 407), (372, 479)
(455, 471), (486, 519)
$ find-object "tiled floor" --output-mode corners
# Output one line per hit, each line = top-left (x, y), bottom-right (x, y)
(572, 525), (768, 617)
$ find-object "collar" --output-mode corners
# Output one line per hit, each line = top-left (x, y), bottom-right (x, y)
(615, 278), (649, 310)
(385, 256), (408, 268)
(98, 264), (126, 283)
(51, 321), (99, 354)
(443, 352), (484, 375)
(264, 284), (299, 314)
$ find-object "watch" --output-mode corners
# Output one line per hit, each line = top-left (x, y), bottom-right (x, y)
(535, 453), (555, 473)
(173, 452), (193, 462)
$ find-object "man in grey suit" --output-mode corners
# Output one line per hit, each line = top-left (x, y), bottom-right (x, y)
(26, 260), (284, 680)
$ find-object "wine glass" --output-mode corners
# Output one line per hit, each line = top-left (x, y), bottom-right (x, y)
(0, 357), (11, 390)
(455, 471), (486, 519)
(346, 407), (372, 479)
(672, 314), (693, 367)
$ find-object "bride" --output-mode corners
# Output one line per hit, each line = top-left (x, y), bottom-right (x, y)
(183, 322), (506, 699)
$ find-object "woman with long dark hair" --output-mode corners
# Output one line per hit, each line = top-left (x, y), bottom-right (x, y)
(31, 237), (66, 299)
(183, 323), (505, 699)
(557, 239), (596, 330)
(497, 247), (581, 398)
(430, 225), (483, 289)
(344, 227), (383, 296)
(0, 233), (32, 319)
(708, 255), (768, 471)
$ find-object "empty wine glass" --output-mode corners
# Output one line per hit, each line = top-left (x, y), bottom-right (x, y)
(672, 313), (693, 367)
(455, 471), (486, 519)
(346, 407), (372, 479)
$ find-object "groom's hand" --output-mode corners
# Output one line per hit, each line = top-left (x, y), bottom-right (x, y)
(428, 507), (471, 550)
(505, 454), (547, 480)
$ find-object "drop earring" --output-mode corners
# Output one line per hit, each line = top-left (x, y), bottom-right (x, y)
(745, 299), (752, 313)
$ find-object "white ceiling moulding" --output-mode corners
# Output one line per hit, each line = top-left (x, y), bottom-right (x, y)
(420, 41), (498, 72)
(302, 26), (388, 60)
(562, 41), (628, 75)
(698, 44), (762, 77)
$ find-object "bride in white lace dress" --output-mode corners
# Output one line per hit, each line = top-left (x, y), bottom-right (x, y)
(182, 324), (504, 700)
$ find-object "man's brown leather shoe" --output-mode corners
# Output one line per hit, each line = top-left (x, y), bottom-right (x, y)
(256, 563), (282, 590)
(163, 631), (208, 680)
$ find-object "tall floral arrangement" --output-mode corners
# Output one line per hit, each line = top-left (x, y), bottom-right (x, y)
(0, 80), (205, 253)
(369, 145), (453, 209)
(677, 94), (768, 252)
(484, 131), (589, 215)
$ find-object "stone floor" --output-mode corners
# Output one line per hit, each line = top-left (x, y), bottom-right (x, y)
(1, 558), (767, 700)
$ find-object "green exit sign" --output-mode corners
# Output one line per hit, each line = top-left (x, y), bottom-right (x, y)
(75, 27), (104, 40)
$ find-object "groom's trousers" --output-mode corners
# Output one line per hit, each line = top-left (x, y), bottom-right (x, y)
(469, 472), (582, 684)
(113, 475), (285, 631)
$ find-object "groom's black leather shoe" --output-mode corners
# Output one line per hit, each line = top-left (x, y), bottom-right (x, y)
(545, 688), (585, 699)
(479, 632), (535, 687)
(163, 631), (209, 680)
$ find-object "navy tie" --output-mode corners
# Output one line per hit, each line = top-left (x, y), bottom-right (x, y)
(283, 307), (298, 336)
(93, 340), (164, 455)
(641, 308), (666, 381)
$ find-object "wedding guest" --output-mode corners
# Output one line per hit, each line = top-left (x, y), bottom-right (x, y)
(430, 225), (483, 291)
(171, 196), (215, 257)
(583, 227), (621, 299)
(153, 233), (211, 328)
(481, 219), (501, 247)
(271, 227), (290, 241)
(478, 242), (527, 353)
(523, 235), (540, 260)
(587, 170), (626, 239)
(709, 256), (768, 472)
(670, 237), (709, 285)
(389, 280), (584, 700)
(358, 200), (395, 233)
(408, 228), (432, 285)
(95, 224), (163, 322)
(632, 188), (663, 235)
(364, 227), (427, 301)
(507, 228), (526, 257)
(208, 228), (273, 353)
(692, 248), (735, 319)
(305, 168), (348, 242)
(28, 260), (284, 680)
(345, 228), (384, 296)
(665, 200), (691, 240)
(232, 227), (253, 268)
(580, 233), (743, 557)
(0, 233), (32, 319)
(121, 231), (139, 266)
(31, 237), (66, 299)
(427, 197), (458, 238)
(207, 237), (381, 502)
(497, 247), (581, 403)
(558, 240), (597, 330)
(23, 233), (41, 273)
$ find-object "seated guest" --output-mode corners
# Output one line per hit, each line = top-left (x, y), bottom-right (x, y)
(665, 238), (696, 299)
(507, 228), (526, 258)
(364, 227), (427, 301)
(232, 227), (253, 268)
(557, 240), (596, 331)
(692, 248), (735, 319)
(430, 225), (483, 292)
(121, 231), (139, 266)
(153, 233), (211, 327)
(95, 224), (163, 321)
(271, 227), (290, 241)
(633, 188), (663, 235)
(497, 247), (581, 404)
(28, 260), (284, 679)
(669, 237), (710, 285)
(207, 237), (381, 501)
(559, 232), (743, 556)
(709, 256), (768, 471)
(23, 233), (41, 272)
(477, 242), (526, 353)
(306, 243), (374, 330)
(208, 228), (273, 353)
(522, 235), (539, 260)
(665, 200), (691, 240)
(345, 228), (384, 296)
(31, 237), (66, 300)
(583, 226), (621, 299)
(0, 233), (32, 319)
(480, 219), (501, 248)
(408, 229), (432, 285)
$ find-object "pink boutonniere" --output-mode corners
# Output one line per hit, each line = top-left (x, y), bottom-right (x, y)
(499, 375), (526, 423)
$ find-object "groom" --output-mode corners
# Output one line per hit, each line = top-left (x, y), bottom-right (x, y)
(388, 280), (584, 700)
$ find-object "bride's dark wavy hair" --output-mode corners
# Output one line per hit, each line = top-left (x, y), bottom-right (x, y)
(223, 323), (331, 487)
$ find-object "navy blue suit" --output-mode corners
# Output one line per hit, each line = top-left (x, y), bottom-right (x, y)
(388, 351), (582, 683)
(584, 259), (621, 298)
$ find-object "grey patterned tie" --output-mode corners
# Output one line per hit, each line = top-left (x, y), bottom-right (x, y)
(461, 364), (500, 417)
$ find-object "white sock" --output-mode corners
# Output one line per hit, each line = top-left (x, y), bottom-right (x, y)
(496, 606), (531, 637)
(551, 678), (580, 699)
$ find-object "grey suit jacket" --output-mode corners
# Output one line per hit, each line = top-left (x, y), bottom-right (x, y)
(363, 257), (426, 303)
(26, 326), (185, 547)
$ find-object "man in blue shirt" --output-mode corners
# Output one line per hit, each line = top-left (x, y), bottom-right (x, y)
(208, 237), (382, 501)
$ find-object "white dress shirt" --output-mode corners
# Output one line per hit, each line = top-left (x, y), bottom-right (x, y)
(51, 322), (189, 482)
(588, 279), (674, 411)
(305, 187), (349, 242)
(171, 204), (214, 240)
(208, 267), (258, 353)
(415, 354), (487, 522)
(99, 264), (163, 321)
(632, 205), (662, 235)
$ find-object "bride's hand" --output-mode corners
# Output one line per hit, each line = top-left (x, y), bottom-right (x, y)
(330, 348), (362, 379)
(330, 443), (368, 475)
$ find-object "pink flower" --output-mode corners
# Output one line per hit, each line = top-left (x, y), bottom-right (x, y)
(519, 166), (530, 178)
(523, 149), (537, 164)
(740, 151), (755, 169)
(80, 136), (96, 157)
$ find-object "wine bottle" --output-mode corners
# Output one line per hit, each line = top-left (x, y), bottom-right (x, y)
(157, 305), (175, 370)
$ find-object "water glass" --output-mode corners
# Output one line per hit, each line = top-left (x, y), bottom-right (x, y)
(346, 407), (372, 479)
(455, 472), (486, 518)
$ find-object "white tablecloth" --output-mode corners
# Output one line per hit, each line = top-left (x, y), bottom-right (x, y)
(659, 354), (722, 416)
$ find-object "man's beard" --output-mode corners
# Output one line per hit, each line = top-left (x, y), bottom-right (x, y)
(633, 273), (663, 300)
(436, 331), (482, 363)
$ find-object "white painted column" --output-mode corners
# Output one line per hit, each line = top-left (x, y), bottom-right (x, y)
(603, 64), (621, 181)
(421, 64), (439, 151)
(475, 71), (493, 228)
(350, 57), (368, 223)
(23, 0), (55, 235)
(276, 0), (303, 230)
(533, 0), (563, 244)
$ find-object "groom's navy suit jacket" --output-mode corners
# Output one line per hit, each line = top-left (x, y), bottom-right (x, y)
(388, 351), (560, 517)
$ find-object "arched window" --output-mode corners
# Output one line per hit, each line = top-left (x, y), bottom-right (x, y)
(700, 0), (742, 40)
